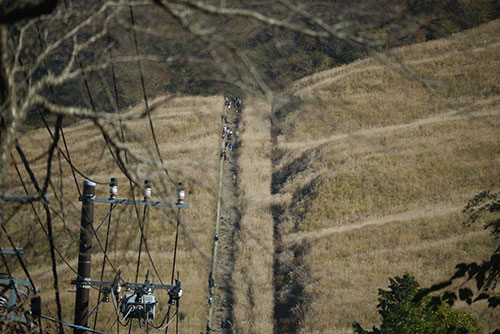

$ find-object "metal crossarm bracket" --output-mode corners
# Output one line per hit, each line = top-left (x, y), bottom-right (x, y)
(71, 279), (176, 291)
(2, 194), (50, 203)
(78, 196), (189, 209)
(0, 248), (24, 255)
(0, 277), (39, 292)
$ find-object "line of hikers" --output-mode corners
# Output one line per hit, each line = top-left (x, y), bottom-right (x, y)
(220, 117), (239, 162)
(205, 97), (243, 334)
(224, 96), (242, 112)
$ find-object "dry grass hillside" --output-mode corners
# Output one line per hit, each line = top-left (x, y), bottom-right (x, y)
(4, 96), (223, 333)
(233, 99), (274, 334)
(272, 20), (500, 333)
(3, 17), (500, 334)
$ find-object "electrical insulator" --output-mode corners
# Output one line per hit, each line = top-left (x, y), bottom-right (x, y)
(110, 178), (118, 199)
(177, 182), (185, 204)
(168, 280), (182, 305)
(144, 180), (151, 201)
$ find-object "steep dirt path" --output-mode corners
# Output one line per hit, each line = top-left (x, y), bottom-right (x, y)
(206, 106), (241, 333)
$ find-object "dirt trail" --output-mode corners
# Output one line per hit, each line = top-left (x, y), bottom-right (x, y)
(366, 230), (488, 257)
(281, 100), (500, 152)
(289, 42), (500, 96)
(206, 106), (241, 334)
(283, 204), (463, 245)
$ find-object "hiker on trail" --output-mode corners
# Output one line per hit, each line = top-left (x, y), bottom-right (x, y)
(232, 173), (237, 185)
(228, 132), (232, 141)
(229, 142), (233, 152)
(234, 97), (241, 111)
(222, 150), (227, 161)
(235, 130), (239, 140)
(224, 96), (230, 107)
(225, 141), (229, 150)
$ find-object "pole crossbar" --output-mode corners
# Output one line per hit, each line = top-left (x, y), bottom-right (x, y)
(0, 248), (25, 255)
(71, 279), (176, 291)
(0, 277), (38, 292)
(79, 196), (189, 209)
(2, 194), (50, 203)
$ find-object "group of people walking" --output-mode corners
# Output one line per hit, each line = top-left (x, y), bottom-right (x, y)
(220, 99), (240, 163)
(224, 96), (242, 112)
(221, 124), (238, 161)
(205, 97), (242, 334)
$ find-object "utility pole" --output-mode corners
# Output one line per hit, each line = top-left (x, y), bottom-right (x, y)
(74, 180), (95, 334)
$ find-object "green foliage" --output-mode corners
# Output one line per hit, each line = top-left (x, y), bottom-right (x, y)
(353, 273), (482, 334)
(414, 189), (500, 331)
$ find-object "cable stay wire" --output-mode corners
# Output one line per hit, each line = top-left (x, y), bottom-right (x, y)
(134, 206), (148, 283)
(89, 216), (120, 276)
(92, 202), (115, 330)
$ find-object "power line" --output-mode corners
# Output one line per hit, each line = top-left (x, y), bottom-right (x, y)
(10, 152), (79, 278)
(128, 2), (175, 187)
(15, 118), (65, 334)
(92, 202), (115, 330)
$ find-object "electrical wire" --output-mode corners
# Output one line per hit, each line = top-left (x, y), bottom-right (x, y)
(33, 20), (84, 195)
(128, 2), (175, 186)
(89, 220), (120, 275)
(15, 121), (65, 334)
(110, 289), (133, 327)
(92, 202), (118, 330)
(134, 206), (148, 283)
(95, 203), (117, 233)
(40, 315), (105, 334)
(0, 224), (37, 293)
(37, 113), (109, 185)
(10, 153), (79, 278)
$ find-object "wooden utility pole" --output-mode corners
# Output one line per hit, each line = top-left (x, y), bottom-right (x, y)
(74, 180), (95, 334)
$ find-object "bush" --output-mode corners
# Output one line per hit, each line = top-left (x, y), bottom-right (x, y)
(353, 273), (482, 334)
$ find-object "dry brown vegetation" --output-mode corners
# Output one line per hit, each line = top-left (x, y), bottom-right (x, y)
(233, 98), (274, 334)
(272, 19), (500, 333)
(3, 16), (500, 334)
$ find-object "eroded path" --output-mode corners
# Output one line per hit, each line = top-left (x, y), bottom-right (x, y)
(207, 106), (241, 333)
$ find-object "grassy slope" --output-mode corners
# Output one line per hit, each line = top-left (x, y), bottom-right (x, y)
(273, 20), (500, 333)
(5, 96), (222, 333)
(234, 99), (274, 333)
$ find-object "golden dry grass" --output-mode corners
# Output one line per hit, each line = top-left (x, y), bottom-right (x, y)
(273, 20), (500, 333)
(233, 98), (274, 334)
